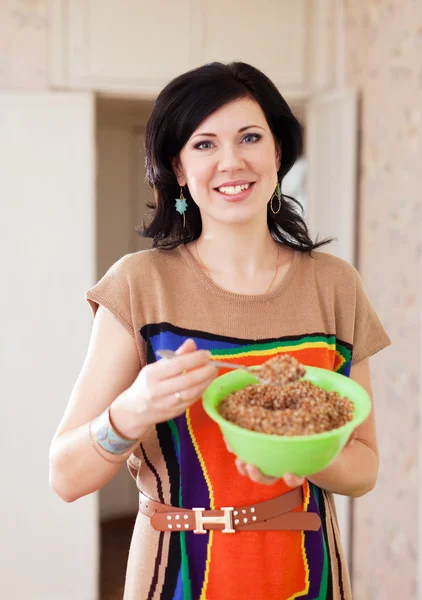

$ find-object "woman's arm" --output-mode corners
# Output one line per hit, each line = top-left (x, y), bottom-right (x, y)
(307, 358), (379, 497)
(48, 306), (144, 502)
(49, 307), (217, 503)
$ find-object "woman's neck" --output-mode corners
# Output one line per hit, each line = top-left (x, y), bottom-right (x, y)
(195, 230), (277, 277)
(186, 219), (292, 295)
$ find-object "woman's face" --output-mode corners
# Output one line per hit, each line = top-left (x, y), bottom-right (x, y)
(174, 97), (281, 227)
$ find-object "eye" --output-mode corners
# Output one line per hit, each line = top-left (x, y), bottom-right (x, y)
(242, 133), (262, 144)
(194, 140), (214, 150)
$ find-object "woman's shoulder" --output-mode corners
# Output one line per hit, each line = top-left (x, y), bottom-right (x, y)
(86, 247), (183, 325)
(106, 247), (182, 278)
(302, 250), (358, 282)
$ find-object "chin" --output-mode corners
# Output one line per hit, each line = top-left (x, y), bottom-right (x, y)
(219, 206), (265, 226)
(214, 214), (257, 227)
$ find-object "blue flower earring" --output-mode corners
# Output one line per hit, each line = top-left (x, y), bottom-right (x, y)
(270, 182), (282, 215)
(175, 186), (188, 228)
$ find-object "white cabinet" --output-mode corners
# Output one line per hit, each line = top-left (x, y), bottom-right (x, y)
(51, 0), (198, 97)
(198, 0), (308, 97)
(50, 0), (333, 100)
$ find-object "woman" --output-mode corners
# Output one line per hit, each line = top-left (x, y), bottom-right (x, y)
(49, 62), (390, 599)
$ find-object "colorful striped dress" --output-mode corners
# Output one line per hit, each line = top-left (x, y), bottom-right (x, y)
(86, 245), (391, 600)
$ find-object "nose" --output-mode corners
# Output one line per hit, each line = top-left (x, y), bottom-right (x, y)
(217, 144), (246, 172)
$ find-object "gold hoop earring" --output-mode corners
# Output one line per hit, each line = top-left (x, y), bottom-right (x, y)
(270, 183), (281, 215)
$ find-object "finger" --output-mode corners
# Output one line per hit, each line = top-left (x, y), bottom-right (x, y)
(223, 438), (234, 453)
(245, 464), (279, 485)
(175, 338), (197, 355)
(158, 364), (218, 398)
(283, 473), (305, 488)
(162, 375), (217, 411)
(235, 458), (248, 477)
(154, 349), (212, 381)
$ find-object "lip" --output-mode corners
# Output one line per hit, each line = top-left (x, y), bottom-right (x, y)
(214, 181), (256, 202)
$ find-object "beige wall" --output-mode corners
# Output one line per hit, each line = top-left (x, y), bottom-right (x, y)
(345, 1), (422, 598)
(1, 5), (99, 600)
(0, 0), (49, 89)
(1, 91), (98, 600)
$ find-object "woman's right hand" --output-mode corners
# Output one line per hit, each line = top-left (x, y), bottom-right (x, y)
(110, 338), (218, 439)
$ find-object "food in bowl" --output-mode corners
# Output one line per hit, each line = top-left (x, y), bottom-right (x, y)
(218, 355), (354, 436)
(203, 364), (370, 477)
(252, 353), (306, 385)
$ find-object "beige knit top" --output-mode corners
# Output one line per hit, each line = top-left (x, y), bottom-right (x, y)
(86, 246), (391, 600)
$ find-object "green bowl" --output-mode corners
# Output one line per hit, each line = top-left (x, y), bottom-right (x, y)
(202, 366), (371, 477)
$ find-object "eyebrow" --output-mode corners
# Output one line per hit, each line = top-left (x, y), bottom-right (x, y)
(191, 125), (265, 139)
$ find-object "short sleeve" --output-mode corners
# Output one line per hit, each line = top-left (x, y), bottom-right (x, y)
(85, 255), (134, 338)
(351, 268), (391, 364)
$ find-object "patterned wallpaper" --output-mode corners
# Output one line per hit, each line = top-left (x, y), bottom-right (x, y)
(345, 1), (421, 598)
(0, 0), (48, 89)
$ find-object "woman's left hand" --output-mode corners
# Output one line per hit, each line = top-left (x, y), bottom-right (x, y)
(224, 439), (304, 487)
(234, 457), (304, 487)
(227, 427), (358, 488)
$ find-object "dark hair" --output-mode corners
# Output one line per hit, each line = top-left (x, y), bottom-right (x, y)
(141, 61), (332, 252)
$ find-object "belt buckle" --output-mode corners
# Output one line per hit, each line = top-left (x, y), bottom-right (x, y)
(192, 507), (235, 534)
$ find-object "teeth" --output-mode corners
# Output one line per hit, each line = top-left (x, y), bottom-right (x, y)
(218, 183), (251, 195)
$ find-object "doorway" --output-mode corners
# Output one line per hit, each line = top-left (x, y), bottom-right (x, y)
(96, 96), (153, 598)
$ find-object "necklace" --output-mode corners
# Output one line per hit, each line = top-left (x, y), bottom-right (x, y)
(194, 241), (280, 295)
(265, 244), (280, 294)
(194, 241), (212, 276)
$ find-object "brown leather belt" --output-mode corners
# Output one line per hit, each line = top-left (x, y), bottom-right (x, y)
(139, 487), (321, 534)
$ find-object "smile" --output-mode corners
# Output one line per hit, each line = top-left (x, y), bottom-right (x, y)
(216, 182), (253, 195)
(214, 181), (256, 203)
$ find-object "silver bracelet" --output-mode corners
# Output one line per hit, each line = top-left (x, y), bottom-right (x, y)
(90, 407), (137, 455)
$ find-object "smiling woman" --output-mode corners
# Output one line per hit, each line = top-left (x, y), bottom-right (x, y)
(142, 61), (330, 254)
(50, 61), (391, 600)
